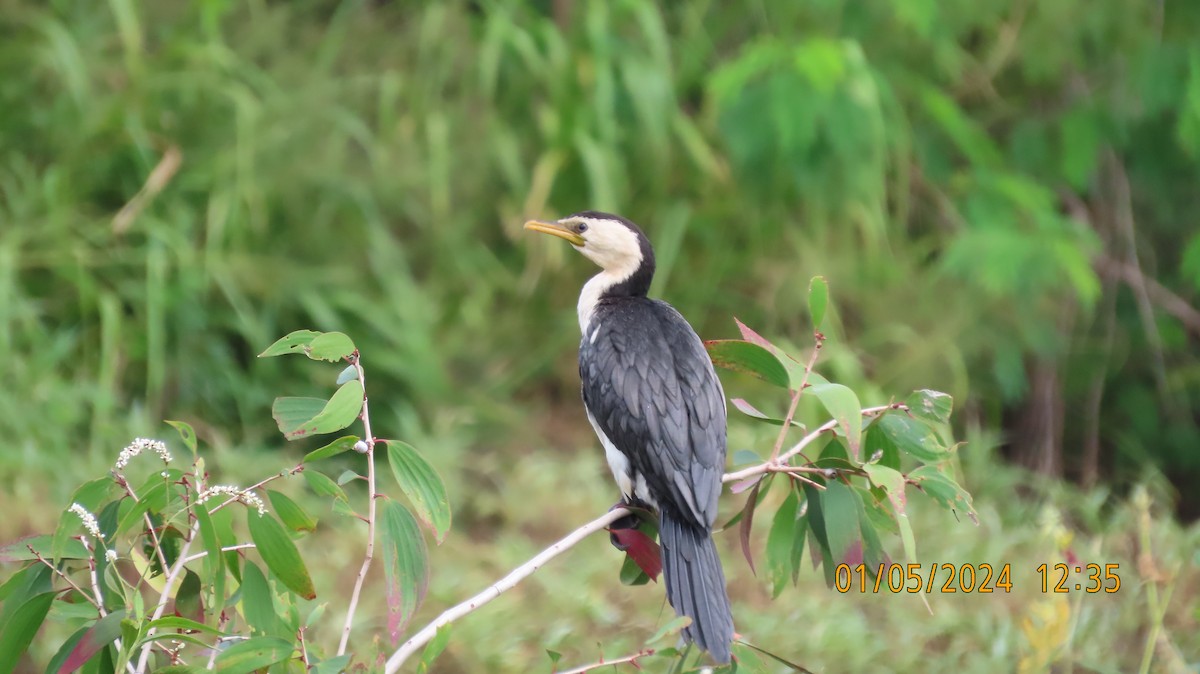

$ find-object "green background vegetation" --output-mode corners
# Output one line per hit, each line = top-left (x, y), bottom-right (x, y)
(1, 0), (1198, 672)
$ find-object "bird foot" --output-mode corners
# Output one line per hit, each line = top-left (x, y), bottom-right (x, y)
(607, 502), (643, 550)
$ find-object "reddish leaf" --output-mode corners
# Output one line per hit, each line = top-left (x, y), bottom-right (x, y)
(61, 611), (127, 674)
(609, 528), (661, 581)
(734, 318), (776, 351)
(739, 483), (762, 576)
(730, 474), (765, 494)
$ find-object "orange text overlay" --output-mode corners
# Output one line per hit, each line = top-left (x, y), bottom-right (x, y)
(834, 562), (1014, 594)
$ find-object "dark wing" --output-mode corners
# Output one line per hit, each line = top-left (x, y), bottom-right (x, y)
(580, 298), (727, 528)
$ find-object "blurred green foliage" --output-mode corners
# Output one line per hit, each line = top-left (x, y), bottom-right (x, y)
(1, 0), (1199, 668)
(4, 0), (1199, 502)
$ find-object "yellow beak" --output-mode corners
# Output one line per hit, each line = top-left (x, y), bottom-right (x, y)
(524, 219), (585, 246)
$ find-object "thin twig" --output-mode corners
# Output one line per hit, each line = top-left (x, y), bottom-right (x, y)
(28, 546), (99, 610)
(768, 334), (823, 461)
(180, 543), (256, 565)
(135, 521), (201, 674)
(78, 539), (138, 674)
(337, 352), (378, 656)
(384, 508), (631, 674)
(724, 404), (900, 484)
(557, 648), (656, 674)
(117, 475), (173, 577)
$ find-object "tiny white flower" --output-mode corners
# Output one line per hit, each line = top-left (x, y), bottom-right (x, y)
(69, 503), (102, 539)
(115, 437), (172, 471)
(105, 549), (118, 563)
(197, 485), (266, 516)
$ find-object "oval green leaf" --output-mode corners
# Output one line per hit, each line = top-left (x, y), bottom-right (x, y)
(246, 512), (316, 600)
(808, 275), (829, 330)
(165, 420), (198, 457)
(267, 491), (317, 532)
(302, 470), (347, 502)
(820, 480), (861, 565)
(0, 591), (55, 673)
(766, 487), (799, 598)
(258, 330), (321, 358)
(214, 636), (294, 674)
(240, 562), (280, 637)
(386, 441), (451, 544)
(905, 389), (954, 425)
(810, 383), (862, 460)
(306, 332), (356, 362)
(877, 413), (950, 463)
(303, 435), (359, 463)
(273, 380), (363, 441)
(380, 500), (429, 644)
(704, 340), (790, 388)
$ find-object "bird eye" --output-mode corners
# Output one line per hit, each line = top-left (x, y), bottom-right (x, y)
(577, 222), (588, 233)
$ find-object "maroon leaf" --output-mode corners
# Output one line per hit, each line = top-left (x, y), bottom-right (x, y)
(610, 528), (661, 581)
(739, 483), (762, 576)
(61, 611), (127, 674)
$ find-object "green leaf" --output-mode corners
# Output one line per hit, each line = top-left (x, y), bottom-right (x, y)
(904, 390), (953, 425)
(271, 398), (326, 439)
(194, 504), (225, 616)
(302, 470), (347, 502)
(336, 365), (359, 386)
(864, 464), (918, 565)
(165, 420), (198, 458)
(379, 500), (430, 644)
(0, 534), (87, 563)
(704, 340), (790, 388)
(618, 554), (650, 586)
(313, 655), (353, 674)
(648, 615), (692, 644)
(273, 379), (363, 441)
(306, 332), (356, 362)
(802, 483), (835, 586)
(240, 562), (280, 637)
(909, 465), (978, 523)
(258, 330), (321, 358)
(146, 616), (222, 634)
(213, 636), (294, 674)
(0, 591), (54, 672)
(730, 399), (805, 428)
(877, 413), (950, 463)
(821, 480), (861, 565)
(175, 569), (204, 623)
(52, 478), (115, 560)
(808, 275), (829, 330)
(386, 441), (452, 544)
(267, 491), (317, 533)
(766, 487), (799, 598)
(303, 435), (361, 464)
(418, 625), (453, 674)
(246, 512), (316, 600)
(810, 383), (862, 460)
(115, 479), (168, 537)
(862, 421), (901, 469)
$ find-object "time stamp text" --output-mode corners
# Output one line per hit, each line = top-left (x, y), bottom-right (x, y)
(834, 562), (1122, 594)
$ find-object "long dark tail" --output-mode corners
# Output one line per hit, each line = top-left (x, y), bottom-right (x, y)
(659, 511), (734, 664)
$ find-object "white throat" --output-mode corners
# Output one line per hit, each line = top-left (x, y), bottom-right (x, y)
(577, 263), (639, 334)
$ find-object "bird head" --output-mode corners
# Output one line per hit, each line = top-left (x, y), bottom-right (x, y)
(524, 211), (653, 277)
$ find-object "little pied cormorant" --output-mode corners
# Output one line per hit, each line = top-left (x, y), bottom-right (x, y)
(525, 211), (734, 664)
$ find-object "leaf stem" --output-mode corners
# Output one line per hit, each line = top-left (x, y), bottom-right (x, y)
(768, 332), (824, 461)
(337, 352), (378, 656)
